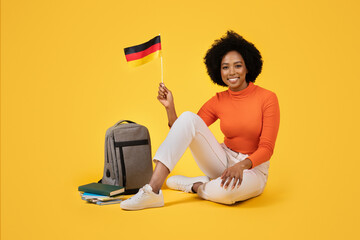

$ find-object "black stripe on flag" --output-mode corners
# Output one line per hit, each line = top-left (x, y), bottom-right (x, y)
(124, 35), (161, 55)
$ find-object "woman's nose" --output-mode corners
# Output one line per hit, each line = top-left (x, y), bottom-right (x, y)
(229, 66), (235, 75)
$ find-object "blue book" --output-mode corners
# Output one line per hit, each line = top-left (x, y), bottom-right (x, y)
(96, 199), (122, 205)
(81, 192), (107, 200)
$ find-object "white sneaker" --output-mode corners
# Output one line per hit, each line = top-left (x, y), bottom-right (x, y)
(166, 175), (210, 193)
(120, 184), (164, 210)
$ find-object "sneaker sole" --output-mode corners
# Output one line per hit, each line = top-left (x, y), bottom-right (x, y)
(120, 202), (164, 211)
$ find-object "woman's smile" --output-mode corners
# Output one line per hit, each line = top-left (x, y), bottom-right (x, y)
(228, 77), (240, 84)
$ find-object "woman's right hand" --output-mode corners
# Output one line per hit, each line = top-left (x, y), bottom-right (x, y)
(157, 83), (174, 109)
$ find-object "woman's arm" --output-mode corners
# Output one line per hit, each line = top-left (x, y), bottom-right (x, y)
(247, 93), (280, 168)
(157, 83), (178, 127)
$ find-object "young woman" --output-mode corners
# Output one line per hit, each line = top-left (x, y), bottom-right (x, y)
(120, 31), (280, 210)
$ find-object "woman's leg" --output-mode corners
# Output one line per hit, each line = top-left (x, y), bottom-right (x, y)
(121, 111), (226, 210)
(148, 161), (169, 194)
(195, 150), (268, 204)
(197, 168), (266, 205)
(153, 111), (228, 180)
(152, 111), (231, 195)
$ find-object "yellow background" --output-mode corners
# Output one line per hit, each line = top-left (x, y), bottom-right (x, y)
(1, 0), (360, 239)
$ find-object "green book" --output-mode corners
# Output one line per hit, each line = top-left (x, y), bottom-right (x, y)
(78, 182), (124, 196)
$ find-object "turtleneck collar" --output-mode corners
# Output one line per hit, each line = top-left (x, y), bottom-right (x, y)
(227, 82), (256, 98)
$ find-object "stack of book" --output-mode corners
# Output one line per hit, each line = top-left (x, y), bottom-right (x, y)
(78, 182), (125, 205)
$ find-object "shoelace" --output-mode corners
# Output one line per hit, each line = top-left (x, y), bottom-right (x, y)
(129, 188), (147, 201)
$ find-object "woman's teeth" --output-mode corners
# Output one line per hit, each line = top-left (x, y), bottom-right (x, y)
(228, 78), (238, 83)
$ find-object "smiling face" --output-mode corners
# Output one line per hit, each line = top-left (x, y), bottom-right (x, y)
(221, 51), (248, 92)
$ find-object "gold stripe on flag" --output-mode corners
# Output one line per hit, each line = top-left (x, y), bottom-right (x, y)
(127, 50), (161, 67)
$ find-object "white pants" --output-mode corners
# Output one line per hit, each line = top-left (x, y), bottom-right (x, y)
(154, 111), (270, 205)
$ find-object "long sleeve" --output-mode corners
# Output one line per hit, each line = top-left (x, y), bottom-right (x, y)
(248, 93), (280, 168)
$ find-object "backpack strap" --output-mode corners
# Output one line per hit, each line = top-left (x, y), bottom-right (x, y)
(114, 120), (136, 127)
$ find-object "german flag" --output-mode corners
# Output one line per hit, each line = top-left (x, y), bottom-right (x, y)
(124, 35), (161, 67)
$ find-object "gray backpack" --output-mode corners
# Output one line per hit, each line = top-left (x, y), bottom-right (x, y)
(101, 120), (153, 194)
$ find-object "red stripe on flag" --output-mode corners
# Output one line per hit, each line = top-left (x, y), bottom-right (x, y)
(125, 43), (161, 62)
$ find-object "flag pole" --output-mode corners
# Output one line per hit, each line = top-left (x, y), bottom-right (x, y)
(161, 55), (164, 83)
(159, 34), (163, 83)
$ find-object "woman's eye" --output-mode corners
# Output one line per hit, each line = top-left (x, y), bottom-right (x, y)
(235, 65), (242, 68)
(222, 66), (228, 70)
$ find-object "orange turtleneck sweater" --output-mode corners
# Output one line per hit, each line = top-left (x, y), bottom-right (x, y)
(197, 82), (280, 168)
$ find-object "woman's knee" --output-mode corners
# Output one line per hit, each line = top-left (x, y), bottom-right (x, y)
(178, 111), (198, 121)
(175, 111), (200, 128)
(197, 176), (264, 205)
(197, 179), (236, 205)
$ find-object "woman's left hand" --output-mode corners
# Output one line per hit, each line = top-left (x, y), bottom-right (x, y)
(220, 158), (252, 189)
